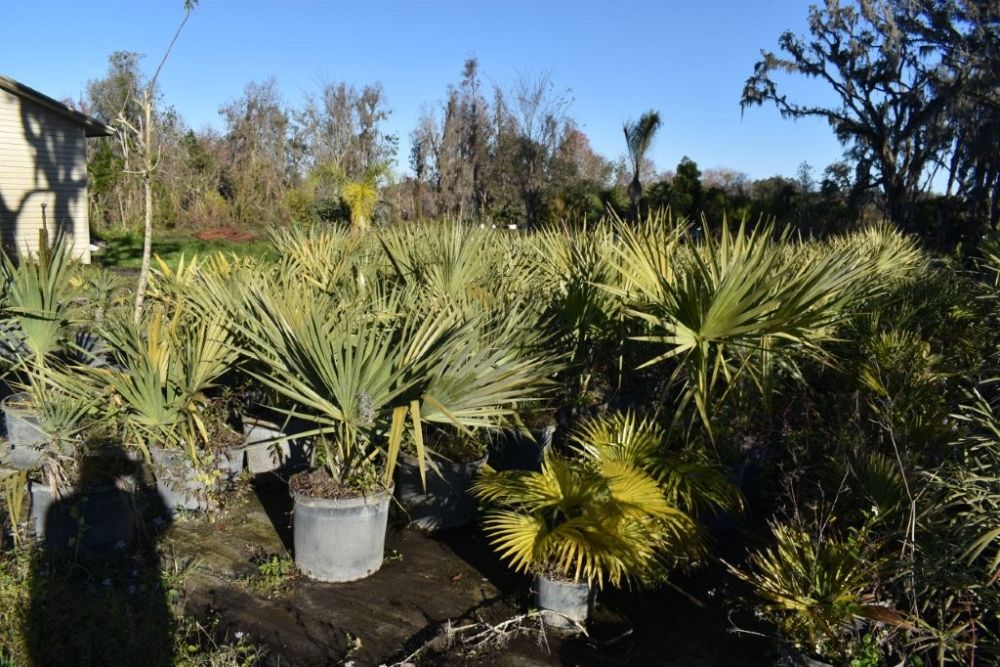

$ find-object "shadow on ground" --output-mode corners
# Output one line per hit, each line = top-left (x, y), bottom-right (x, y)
(24, 452), (176, 666)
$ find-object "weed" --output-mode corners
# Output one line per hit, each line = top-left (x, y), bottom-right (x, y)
(241, 551), (297, 598)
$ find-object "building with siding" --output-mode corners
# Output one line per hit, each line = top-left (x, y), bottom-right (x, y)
(0, 75), (113, 263)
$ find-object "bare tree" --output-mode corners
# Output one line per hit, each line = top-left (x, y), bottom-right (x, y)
(115, 1), (198, 322)
(219, 79), (291, 225)
(501, 72), (571, 226)
(295, 81), (397, 181)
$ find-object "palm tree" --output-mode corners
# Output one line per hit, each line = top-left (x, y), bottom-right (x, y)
(623, 110), (662, 218)
(342, 163), (390, 233)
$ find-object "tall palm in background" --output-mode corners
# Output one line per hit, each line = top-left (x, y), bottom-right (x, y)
(623, 110), (662, 219)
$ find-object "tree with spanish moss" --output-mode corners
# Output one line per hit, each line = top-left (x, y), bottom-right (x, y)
(741, 0), (960, 231)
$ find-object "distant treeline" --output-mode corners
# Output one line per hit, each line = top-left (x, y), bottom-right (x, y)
(79, 0), (998, 252)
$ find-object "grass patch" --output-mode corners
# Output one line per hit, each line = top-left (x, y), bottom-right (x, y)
(92, 229), (276, 270)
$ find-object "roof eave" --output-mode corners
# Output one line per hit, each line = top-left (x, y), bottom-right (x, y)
(0, 74), (116, 138)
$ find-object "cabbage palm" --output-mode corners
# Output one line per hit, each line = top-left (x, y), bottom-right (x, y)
(379, 220), (543, 314)
(623, 110), (662, 216)
(95, 310), (237, 461)
(531, 222), (622, 396)
(342, 163), (389, 233)
(0, 230), (81, 363)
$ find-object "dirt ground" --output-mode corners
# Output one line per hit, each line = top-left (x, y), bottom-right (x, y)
(165, 480), (774, 666)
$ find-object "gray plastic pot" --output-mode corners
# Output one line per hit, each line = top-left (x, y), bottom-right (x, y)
(149, 446), (208, 512)
(30, 476), (137, 557)
(536, 574), (594, 630)
(292, 485), (392, 582)
(235, 417), (312, 475)
(3, 393), (49, 469)
(395, 454), (487, 531)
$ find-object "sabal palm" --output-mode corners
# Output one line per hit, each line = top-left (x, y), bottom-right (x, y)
(0, 230), (81, 362)
(342, 163), (390, 233)
(623, 110), (662, 215)
(380, 220), (544, 315)
(531, 222), (622, 378)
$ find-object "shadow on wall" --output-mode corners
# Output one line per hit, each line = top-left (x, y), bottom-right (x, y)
(0, 93), (87, 260)
(24, 449), (177, 666)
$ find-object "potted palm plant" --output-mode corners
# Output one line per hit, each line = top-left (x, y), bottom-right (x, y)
(0, 230), (84, 464)
(6, 360), (139, 558)
(472, 411), (742, 629)
(233, 280), (555, 582)
(7, 368), (94, 470)
(95, 310), (237, 511)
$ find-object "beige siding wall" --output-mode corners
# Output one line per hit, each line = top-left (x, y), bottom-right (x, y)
(0, 88), (91, 263)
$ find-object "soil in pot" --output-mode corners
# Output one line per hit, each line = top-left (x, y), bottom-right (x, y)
(290, 470), (392, 582)
(395, 453), (487, 531)
(535, 573), (594, 631)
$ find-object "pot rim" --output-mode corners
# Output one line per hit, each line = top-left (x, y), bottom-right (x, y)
(535, 572), (593, 590)
(292, 484), (394, 509)
(2, 391), (38, 414)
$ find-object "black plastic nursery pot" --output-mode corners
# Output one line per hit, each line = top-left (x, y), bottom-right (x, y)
(486, 423), (556, 472)
(535, 574), (595, 630)
(395, 454), (487, 531)
(292, 484), (392, 582)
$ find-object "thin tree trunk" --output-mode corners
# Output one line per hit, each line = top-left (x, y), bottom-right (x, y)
(128, 4), (194, 323)
(133, 97), (154, 323)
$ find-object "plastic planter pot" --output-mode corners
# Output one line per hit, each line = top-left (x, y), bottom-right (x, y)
(395, 454), (487, 531)
(292, 486), (392, 582)
(30, 477), (137, 558)
(487, 423), (556, 472)
(3, 392), (49, 469)
(535, 574), (594, 630)
(149, 446), (208, 512)
(235, 417), (312, 475)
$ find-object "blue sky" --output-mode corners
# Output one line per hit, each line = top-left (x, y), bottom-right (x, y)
(1, 1), (846, 180)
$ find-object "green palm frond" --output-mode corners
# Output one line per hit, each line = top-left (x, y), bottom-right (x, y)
(570, 410), (743, 516)
(604, 215), (921, 436)
(229, 276), (555, 487)
(0, 231), (82, 361)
